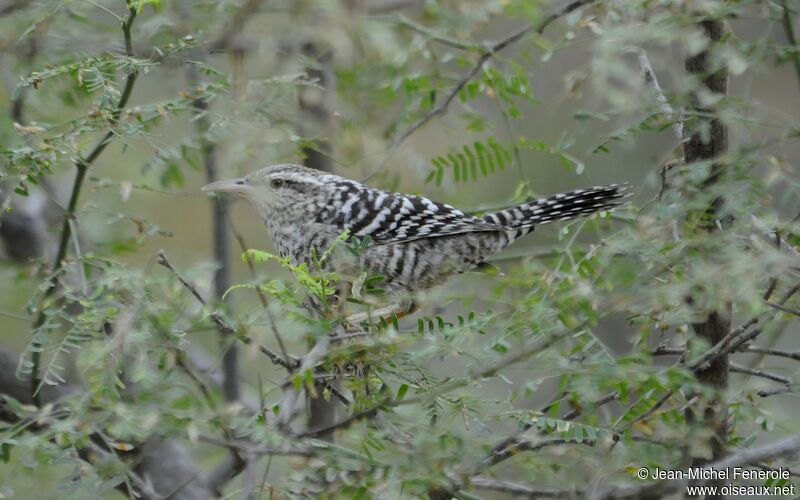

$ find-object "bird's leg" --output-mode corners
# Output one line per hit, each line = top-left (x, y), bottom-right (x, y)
(344, 299), (417, 326)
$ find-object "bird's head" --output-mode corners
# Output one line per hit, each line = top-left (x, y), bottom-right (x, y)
(201, 163), (341, 223)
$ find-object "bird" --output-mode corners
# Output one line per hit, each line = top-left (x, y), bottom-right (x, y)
(202, 164), (626, 321)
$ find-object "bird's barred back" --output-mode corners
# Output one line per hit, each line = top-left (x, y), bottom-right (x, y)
(330, 181), (502, 245)
(332, 181), (626, 246)
(482, 184), (627, 230)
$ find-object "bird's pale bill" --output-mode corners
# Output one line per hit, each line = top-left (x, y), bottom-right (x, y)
(201, 178), (253, 195)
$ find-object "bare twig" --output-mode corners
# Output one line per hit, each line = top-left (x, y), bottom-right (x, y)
(486, 437), (595, 468)
(465, 476), (571, 497)
(688, 283), (800, 372)
(765, 300), (800, 317)
(562, 391), (620, 421)
(745, 345), (800, 361)
(757, 386), (796, 397)
(30, 2), (140, 406)
(395, 15), (483, 52)
(687, 317), (760, 371)
(747, 214), (800, 267)
(362, 0), (597, 181)
(730, 363), (791, 385)
(298, 396), (389, 438)
(638, 50), (683, 141)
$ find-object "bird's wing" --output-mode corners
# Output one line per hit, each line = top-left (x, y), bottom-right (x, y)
(339, 189), (504, 245)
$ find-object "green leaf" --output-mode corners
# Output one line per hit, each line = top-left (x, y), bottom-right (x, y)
(396, 384), (409, 400)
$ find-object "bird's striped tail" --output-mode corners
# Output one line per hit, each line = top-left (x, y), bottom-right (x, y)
(482, 184), (628, 229)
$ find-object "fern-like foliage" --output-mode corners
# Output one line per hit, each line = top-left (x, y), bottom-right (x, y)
(426, 138), (512, 185)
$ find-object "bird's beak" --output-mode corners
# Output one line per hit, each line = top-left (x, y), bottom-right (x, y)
(201, 178), (253, 195)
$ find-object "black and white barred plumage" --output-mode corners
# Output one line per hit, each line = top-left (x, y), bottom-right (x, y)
(203, 164), (626, 295)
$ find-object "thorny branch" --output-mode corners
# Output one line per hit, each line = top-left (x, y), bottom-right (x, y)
(156, 250), (299, 370)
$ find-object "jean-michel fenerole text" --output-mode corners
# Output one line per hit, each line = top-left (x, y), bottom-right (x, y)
(649, 467), (791, 481)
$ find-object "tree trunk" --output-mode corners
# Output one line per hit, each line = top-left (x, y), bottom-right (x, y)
(684, 19), (729, 499)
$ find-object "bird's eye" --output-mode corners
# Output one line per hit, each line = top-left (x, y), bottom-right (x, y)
(270, 179), (284, 189)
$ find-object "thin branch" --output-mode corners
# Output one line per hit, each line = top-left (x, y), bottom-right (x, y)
(486, 437), (595, 468)
(706, 431), (800, 473)
(362, 0), (597, 181)
(562, 391), (620, 421)
(637, 50), (683, 141)
(745, 346), (800, 361)
(654, 343), (800, 379)
(0, 310), (32, 322)
(730, 363), (791, 385)
(757, 386), (797, 397)
(614, 389), (674, 433)
(466, 476), (570, 497)
(395, 15), (483, 52)
(224, 208), (293, 367)
(29, 2), (140, 406)
(684, 281), (800, 372)
(687, 316), (758, 371)
(765, 300), (800, 317)
(298, 397), (390, 438)
(156, 250), (298, 370)
(755, 462), (800, 478)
